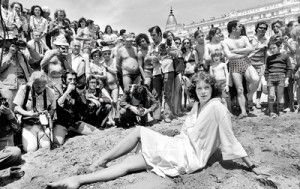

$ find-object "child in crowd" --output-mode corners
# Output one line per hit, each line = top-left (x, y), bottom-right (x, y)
(209, 50), (231, 111)
(265, 37), (292, 118)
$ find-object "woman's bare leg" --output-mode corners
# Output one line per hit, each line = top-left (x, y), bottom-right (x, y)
(47, 154), (147, 189)
(90, 127), (142, 170)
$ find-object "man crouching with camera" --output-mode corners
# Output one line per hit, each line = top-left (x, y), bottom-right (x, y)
(0, 90), (22, 170)
(13, 71), (56, 152)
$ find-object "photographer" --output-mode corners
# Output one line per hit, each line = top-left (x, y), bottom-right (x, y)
(0, 90), (21, 170)
(40, 34), (72, 87)
(0, 39), (41, 110)
(13, 71), (56, 152)
(119, 84), (159, 127)
(148, 26), (178, 123)
(53, 71), (100, 146)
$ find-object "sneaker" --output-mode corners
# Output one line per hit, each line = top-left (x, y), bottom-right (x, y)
(269, 112), (278, 118)
(237, 113), (247, 119)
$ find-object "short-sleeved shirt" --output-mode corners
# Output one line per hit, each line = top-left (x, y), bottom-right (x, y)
(13, 84), (56, 113)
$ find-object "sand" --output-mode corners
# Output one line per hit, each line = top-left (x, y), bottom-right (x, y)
(0, 107), (300, 189)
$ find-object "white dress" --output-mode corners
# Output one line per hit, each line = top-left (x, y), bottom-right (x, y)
(140, 98), (248, 177)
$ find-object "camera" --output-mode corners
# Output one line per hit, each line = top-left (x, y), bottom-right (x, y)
(0, 97), (9, 108)
(0, 38), (27, 51)
(166, 38), (172, 46)
(38, 111), (49, 126)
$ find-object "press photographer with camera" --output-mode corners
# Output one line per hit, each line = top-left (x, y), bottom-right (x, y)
(40, 34), (72, 87)
(13, 71), (56, 152)
(0, 38), (41, 110)
(119, 84), (159, 127)
(53, 71), (100, 146)
(0, 90), (22, 170)
(148, 26), (178, 123)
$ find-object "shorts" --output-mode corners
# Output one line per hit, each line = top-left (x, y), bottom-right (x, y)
(267, 73), (285, 87)
(229, 58), (252, 75)
(123, 73), (140, 81)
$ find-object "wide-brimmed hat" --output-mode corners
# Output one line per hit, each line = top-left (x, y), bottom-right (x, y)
(53, 35), (69, 46)
(101, 46), (112, 52)
(123, 33), (135, 41)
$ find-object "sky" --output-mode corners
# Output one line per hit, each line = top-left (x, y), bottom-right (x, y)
(17, 0), (277, 33)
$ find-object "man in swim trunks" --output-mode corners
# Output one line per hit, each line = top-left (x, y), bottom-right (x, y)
(116, 33), (140, 91)
(222, 20), (259, 119)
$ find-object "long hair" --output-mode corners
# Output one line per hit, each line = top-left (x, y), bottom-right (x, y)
(181, 38), (192, 54)
(135, 33), (150, 47)
(30, 5), (44, 17)
(187, 72), (222, 102)
(104, 25), (113, 34)
(207, 27), (221, 41)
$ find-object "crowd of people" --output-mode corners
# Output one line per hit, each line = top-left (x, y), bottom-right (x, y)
(0, 0), (298, 187)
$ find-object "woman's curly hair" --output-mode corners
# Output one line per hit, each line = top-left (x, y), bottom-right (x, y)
(187, 72), (222, 102)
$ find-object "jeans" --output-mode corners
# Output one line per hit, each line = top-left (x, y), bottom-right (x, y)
(163, 72), (175, 119)
(152, 74), (163, 120)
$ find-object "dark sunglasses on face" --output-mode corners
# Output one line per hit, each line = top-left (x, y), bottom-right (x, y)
(258, 27), (267, 30)
(103, 53), (111, 56)
(184, 42), (190, 45)
(175, 42), (181, 45)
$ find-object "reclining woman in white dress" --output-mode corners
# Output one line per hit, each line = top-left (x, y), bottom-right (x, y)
(47, 72), (268, 189)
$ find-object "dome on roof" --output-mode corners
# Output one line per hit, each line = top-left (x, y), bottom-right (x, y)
(166, 7), (177, 27)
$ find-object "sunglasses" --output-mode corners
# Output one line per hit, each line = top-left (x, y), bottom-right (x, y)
(103, 53), (111, 56)
(175, 42), (181, 45)
(184, 42), (190, 45)
(258, 27), (267, 30)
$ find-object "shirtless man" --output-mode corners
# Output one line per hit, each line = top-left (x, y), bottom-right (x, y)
(222, 20), (259, 119)
(116, 33), (140, 91)
(194, 30), (205, 65)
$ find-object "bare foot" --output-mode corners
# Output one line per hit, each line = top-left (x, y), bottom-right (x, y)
(47, 176), (80, 189)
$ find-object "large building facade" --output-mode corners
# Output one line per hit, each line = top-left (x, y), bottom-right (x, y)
(166, 0), (300, 38)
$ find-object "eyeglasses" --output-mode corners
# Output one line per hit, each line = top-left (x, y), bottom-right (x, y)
(103, 53), (111, 56)
(175, 42), (181, 45)
(184, 42), (190, 45)
(93, 54), (100, 57)
(258, 27), (267, 30)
